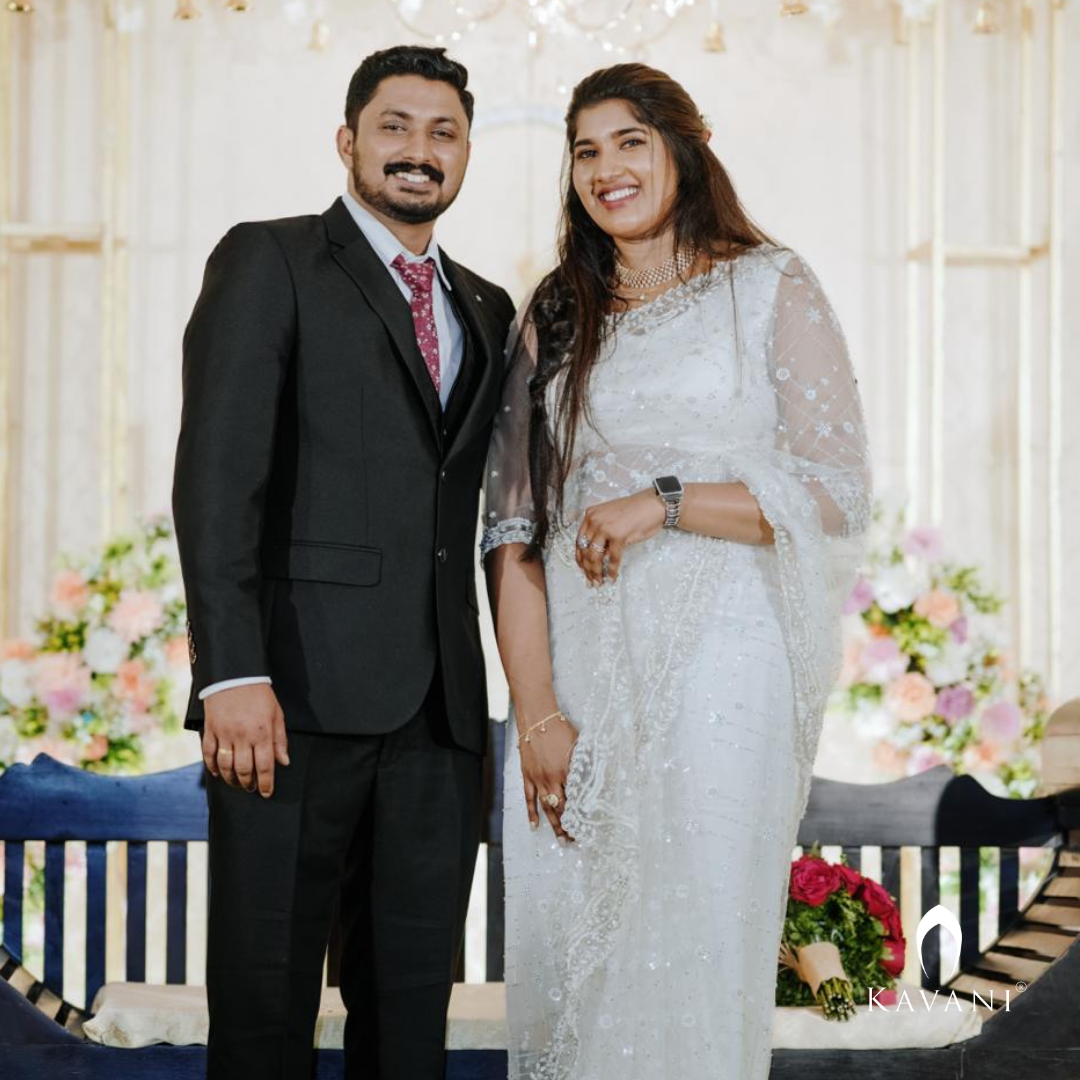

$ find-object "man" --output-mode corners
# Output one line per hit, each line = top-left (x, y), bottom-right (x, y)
(172, 46), (515, 1080)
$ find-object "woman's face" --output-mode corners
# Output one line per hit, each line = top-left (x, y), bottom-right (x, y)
(570, 98), (678, 245)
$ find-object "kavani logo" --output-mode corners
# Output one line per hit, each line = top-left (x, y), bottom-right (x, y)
(916, 904), (962, 981)
(868, 903), (1014, 1012)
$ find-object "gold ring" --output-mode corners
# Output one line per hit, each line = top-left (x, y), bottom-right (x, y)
(216, 748), (234, 758)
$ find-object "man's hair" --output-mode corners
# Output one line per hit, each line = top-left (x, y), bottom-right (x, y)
(344, 46), (474, 132)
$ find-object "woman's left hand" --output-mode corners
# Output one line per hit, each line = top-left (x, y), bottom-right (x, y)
(576, 490), (666, 585)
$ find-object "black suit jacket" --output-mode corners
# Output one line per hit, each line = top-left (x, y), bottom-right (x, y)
(172, 197), (515, 754)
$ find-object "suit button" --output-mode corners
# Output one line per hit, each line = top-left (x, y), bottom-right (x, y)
(440, 470), (447, 481)
(437, 548), (448, 563)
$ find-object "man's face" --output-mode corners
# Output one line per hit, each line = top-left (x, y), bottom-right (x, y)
(339, 74), (471, 226)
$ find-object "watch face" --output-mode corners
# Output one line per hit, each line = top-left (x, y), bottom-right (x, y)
(654, 475), (683, 498)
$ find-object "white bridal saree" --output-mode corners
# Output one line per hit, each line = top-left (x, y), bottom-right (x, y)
(483, 248), (872, 1080)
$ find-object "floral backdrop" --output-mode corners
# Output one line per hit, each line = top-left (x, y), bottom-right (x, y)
(0, 503), (1051, 794)
(826, 505), (1049, 799)
(0, 517), (191, 773)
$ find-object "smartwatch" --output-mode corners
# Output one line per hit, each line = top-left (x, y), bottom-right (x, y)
(652, 475), (684, 529)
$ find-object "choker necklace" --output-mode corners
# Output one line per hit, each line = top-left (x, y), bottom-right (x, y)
(614, 248), (697, 297)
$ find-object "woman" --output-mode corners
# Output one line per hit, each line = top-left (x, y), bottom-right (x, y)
(482, 64), (871, 1080)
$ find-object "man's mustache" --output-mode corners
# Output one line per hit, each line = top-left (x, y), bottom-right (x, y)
(385, 162), (444, 185)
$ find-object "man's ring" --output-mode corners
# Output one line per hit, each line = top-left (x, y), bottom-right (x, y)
(216, 748), (234, 758)
(542, 793), (561, 809)
(577, 535), (590, 550)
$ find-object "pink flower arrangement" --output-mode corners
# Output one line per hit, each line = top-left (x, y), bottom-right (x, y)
(0, 516), (188, 774)
(827, 506), (1048, 799)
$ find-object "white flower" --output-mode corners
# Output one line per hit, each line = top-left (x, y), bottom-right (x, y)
(83, 628), (129, 674)
(140, 640), (166, 670)
(0, 714), (19, 763)
(0, 659), (35, 707)
(889, 723), (925, 749)
(873, 563), (920, 614)
(851, 701), (896, 742)
(923, 638), (972, 686)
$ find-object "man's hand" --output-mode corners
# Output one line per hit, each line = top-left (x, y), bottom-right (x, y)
(202, 683), (289, 798)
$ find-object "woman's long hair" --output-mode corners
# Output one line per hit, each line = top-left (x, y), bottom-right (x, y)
(524, 63), (776, 557)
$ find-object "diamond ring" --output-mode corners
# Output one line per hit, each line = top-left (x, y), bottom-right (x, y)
(542, 793), (561, 809)
(577, 535), (590, 550)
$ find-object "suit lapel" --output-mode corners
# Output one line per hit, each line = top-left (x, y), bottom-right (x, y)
(323, 198), (442, 440)
(439, 256), (502, 459)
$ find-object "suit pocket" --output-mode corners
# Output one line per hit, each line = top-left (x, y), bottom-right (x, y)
(261, 539), (381, 587)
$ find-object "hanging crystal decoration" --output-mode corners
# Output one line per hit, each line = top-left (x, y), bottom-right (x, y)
(780, 0), (809, 14)
(973, 0), (1000, 33)
(704, 19), (726, 50)
(308, 17), (330, 49)
(174, 0), (201, 18)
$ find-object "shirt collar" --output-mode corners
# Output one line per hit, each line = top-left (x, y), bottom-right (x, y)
(342, 189), (453, 292)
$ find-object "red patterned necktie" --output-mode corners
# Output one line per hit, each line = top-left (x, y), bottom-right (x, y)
(391, 253), (441, 394)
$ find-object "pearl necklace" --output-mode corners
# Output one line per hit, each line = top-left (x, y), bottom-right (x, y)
(614, 248), (697, 299)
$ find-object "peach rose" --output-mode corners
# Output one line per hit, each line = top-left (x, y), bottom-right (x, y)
(872, 742), (908, 775)
(1, 639), (36, 660)
(913, 589), (961, 629)
(50, 569), (90, 616)
(838, 638), (864, 688)
(107, 590), (164, 644)
(82, 734), (110, 762)
(885, 672), (937, 721)
(164, 636), (190, 668)
(962, 741), (1004, 772)
(116, 658), (155, 712)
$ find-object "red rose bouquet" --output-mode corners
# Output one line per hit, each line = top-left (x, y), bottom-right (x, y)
(776, 844), (906, 1020)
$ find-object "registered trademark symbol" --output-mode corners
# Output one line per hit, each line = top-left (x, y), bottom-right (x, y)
(1016, 982), (1027, 993)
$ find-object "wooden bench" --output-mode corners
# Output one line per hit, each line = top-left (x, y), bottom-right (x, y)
(2, 718), (1080, 1079)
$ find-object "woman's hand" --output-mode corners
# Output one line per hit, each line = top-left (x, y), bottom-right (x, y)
(576, 489), (666, 585)
(518, 714), (579, 841)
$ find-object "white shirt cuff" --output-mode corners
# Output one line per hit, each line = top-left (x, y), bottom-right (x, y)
(198, 676), (273, 700)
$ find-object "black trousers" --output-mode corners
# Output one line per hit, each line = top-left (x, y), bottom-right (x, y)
(204, 670), (482, 1080)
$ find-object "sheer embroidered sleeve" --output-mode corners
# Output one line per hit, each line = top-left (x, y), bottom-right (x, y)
(767, 252), (872, 540)
(480, 296), (539, 561)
